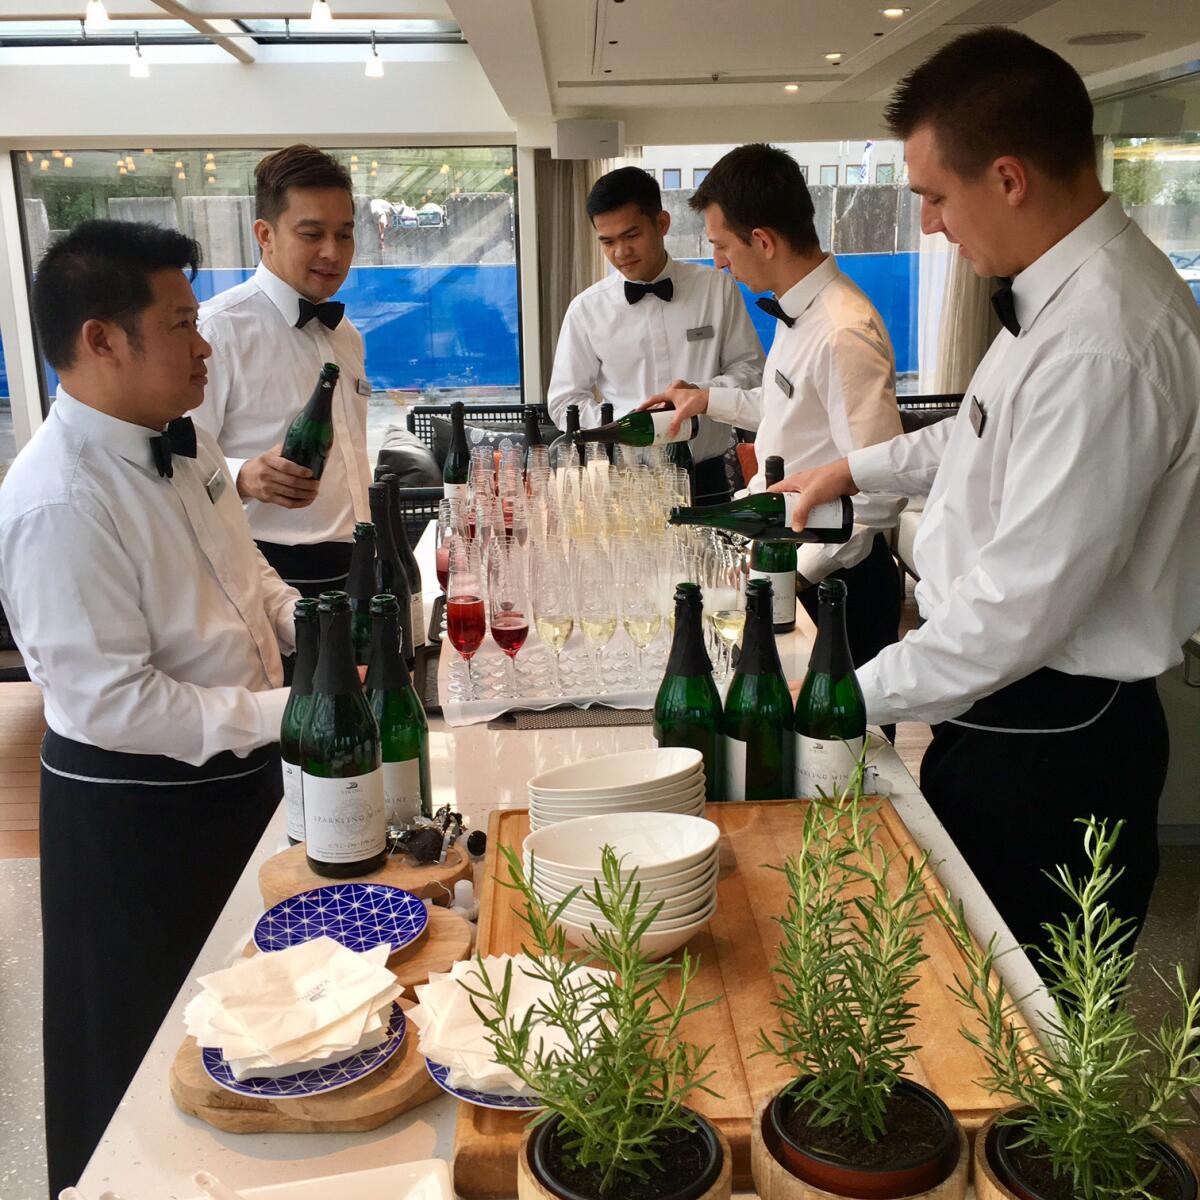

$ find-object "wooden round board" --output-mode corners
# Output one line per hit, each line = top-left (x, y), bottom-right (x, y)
(259, 841), (472, 910)
(169, 997), (443, 1133)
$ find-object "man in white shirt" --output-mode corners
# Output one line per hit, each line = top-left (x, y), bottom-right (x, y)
(547, 166), (764, 502)
(195, 144), (372, 598)
(773, 28), (1200, 961)
(0, 221), (298, 1195)
(642, 144), (904, 679)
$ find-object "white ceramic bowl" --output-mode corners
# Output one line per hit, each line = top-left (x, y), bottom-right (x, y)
(528, 801), (706, 832)
(529, 788), (706, 820)
(529, 777), (706, 810)
(527, 748), (703, 798)
(544, 883), (716, 927)
(529, 765), (704, 801)
(555, 903), (715, 958)
(523, 812), (719, 880)
(531, 858), (719, 907)
(525, 846), (719, 893)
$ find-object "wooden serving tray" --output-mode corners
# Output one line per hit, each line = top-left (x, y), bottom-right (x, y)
(452, 801), (1034, 1199)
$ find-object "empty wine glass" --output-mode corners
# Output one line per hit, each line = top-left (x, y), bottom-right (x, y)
(446, 540), (486, 701)
(531, 544), (574, 696)
(617, 543), (662, 688)
(574, 541), (617, 691)
(488, 540), (529, 696)
(436, 498), (469, 594)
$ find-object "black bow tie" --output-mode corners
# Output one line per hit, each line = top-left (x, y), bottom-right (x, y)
(992, 278), (1020, 337)
(624, 278), (674, 305)
(756, 296), (795, 328)
(296, 298), (345, 331)
(149, 416), (197, 480)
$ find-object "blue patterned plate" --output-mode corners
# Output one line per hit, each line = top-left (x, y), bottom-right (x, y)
(202, 1004), (406, 1099)
(424, 1057), (545, 1111)
(253, 883), (428, 955)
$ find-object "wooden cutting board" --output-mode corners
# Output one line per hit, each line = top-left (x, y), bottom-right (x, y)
(452, 801), (1035, 1199)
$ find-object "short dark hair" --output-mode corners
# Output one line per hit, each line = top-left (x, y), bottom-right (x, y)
(32, 219), (200, 370)
(689, 144), (819, 254)
(886, 27), (1095, 182)
(586, 166), (662, 222)
(255, 144), (354, 224)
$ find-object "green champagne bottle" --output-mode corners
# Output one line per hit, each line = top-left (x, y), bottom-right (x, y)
(368, 482), (415, 667)
(443, 401), (471, 500)
(669, 491), (853, 543)
(346, 522), (377, 666)
(300, 591), (386, 878)
(749, 456), (798, 633)
(564, 404), (581, 440)
(654, 583), (724, 804)
(722, 579), (794, 802)
(599, 402), (615, 464)
(794, 578), (867, 799)
(380, 473), (426, 650)
(366, 594), (432, 835)
(574, 408), (700, 448)
(280, 362), (339, 478)
(523, 406), (544, 463)
(280, 598), (320, 845)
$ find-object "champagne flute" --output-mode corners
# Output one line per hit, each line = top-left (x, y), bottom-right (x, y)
(435, 498), (468, 593)
(709, 542), (746, 682)
(446, 540), (486, 701)
(531, 544), (574, 696)
(617, 545), (661, 688)
(574, 541), (617, 691)
(488, 540), (529, 696)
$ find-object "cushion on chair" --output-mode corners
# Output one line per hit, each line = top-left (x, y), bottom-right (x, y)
(375, 427), (442, 488)
(428, 417), (557, 468)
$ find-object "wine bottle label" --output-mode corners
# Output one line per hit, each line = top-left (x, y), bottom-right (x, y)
(410, 594), (427, 647)
(783, 495), (846, 530)
(444, 482), (468, 500)
(301, 769), (386, 863)
(723, 735), (748, 803)
(282, 760), (305, 843)
(650, 411), (695, 445)
(795, 734), (865, 800)
(382, 758), (423, 830)
(748, 568), (797, 625)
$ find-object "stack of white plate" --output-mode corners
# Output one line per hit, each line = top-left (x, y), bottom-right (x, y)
(527, 747), (706, 831)
(522, 811), (720, 958)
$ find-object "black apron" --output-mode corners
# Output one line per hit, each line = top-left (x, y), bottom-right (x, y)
(39, 731), (281, 1198)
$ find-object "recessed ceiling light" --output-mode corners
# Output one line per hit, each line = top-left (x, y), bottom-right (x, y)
(83, 0), (110, 32)
(1066, 30), (1146, 46)
(784, 83), (800, 93)
(881, 7), (909, 17)
(824, 51), (843, 62)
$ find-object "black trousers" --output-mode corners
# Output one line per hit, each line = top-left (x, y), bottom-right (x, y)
(39, 733), (281, 1197)
(920, 671), (1167, 972)
(798, 533), (902, 740)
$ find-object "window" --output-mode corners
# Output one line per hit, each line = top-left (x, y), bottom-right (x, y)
(819, 164), (838, 187)
(14, 145), (521, 463)
(692, 168), (710, 187)
(845, 164), (865, 185)
(662, 168), (682, 190)
(875, 163), (896, 184)
(643, 168), (655, 181)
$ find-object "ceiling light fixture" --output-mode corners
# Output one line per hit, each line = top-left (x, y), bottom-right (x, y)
(130, 32), (149, 78)
(309, 0), (334, 30)
(39, 159), (49, 172)
(1066, 30), (1146, 46)
(824, 51), (843, 62)
(64, 156), (74, 168)
(351, 154), (359, 163)
(365, 31), (384, 78)
(371, 159), (379, 170)
(175, 159), (184, 169)
(880, 7), (909, 17)
(119, 166), (128, 175)
(52, 149), (63, 158)
(177, 170), (186, 180)
(784, 83), (800, 92)
(24, 151), (33, 163)
(83, 0), (110, 32)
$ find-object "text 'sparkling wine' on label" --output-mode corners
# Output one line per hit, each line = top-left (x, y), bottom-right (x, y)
(383, 758), (423, 830)
(723, 735), (748, 803)
(795, 735), (865, 800)
(301, 769), (386, 862)
(282, 760), (305, 843)
(749, 568), (796, 625)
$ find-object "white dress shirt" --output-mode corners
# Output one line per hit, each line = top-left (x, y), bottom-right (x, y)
(706, 255), (903, 582)
(850, 195), (1200, 727)
(196, 261), (372, 546)
(547, 257), (764, 463)
(0, 389), (298, 767)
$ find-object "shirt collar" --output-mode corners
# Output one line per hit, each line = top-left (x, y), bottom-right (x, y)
(53, 386), (163, 473)
(649, 253), (674, 285)
(253, 259), (308, 328)
(1011, 194), (1129, 334)
(776, 253), (839, 321)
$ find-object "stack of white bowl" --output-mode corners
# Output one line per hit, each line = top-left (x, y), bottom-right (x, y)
(522, 811), (720, 958)
(527, 747), (706, 831)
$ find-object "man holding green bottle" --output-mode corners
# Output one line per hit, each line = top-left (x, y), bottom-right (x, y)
(771, 28), (1200, 962)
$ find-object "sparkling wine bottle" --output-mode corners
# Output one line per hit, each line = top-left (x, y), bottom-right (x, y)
(279, 598), (319, 845)
(380, 473), (426, 650)
(280, 362), (338, 478)
(669, 492), (853, 543)
(300, 591), (386, 878)
(574, 409), (699, 448)
(749, 456), (798, 632)
(368, 482), (415, 667)
(599, 402), (616, 463)
(443, 401), (470, 500)
(346, 521), (377, 666)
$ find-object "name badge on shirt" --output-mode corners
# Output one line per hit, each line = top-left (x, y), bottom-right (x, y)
(970, 395), (987, 438)
(686, 325), (714, 342)
(356, 377), (372, 397)
(775, 369), (794, 399)
(205, 469), (227, 505)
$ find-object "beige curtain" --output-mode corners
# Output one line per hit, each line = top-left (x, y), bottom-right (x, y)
(535, 150), (615, 399)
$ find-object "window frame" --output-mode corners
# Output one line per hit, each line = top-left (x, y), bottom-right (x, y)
(661, 167), (682, 190)
(819, 164), (838, 187)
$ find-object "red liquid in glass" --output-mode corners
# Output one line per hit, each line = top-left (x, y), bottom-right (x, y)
(491, 613), (529, 658)
(435, 544), (450, 591)
(446, 596), (486, 658)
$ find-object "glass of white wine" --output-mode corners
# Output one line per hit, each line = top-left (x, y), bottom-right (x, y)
(531, 544), (574, 696)
(574, 541), (617, 692)
(707, 540), (745, 682)
(617, 544), (662, 689)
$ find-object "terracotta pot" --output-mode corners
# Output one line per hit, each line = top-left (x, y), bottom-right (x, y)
(516, 1110), (732, 1200)
(973, 1109), (1200, 1200)
(750, 1082), (967, 1200)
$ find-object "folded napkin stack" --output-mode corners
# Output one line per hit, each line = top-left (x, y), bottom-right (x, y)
(410, 955), (605, 1095)
(184, 935), (404, 1080)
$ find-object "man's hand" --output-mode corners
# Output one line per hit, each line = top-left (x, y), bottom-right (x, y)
(236, 443), (321, 508)
(768, 458), (859, 531)
(635, 382), (710, 439)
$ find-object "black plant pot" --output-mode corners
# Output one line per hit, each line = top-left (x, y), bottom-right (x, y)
(527, 1109), (725, 1200)
(989, 1117), (1198, 1200)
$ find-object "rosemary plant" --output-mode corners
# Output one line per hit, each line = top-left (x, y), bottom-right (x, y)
(463, 843), (719, 1195)
(758, 751), (932, 1141)
(936, 817), (1200, 1200)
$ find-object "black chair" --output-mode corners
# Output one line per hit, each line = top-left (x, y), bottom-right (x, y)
(405, 401), (553, 458)
(897, 393), (964, 433)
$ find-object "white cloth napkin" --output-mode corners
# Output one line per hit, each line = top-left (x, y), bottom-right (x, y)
(409, 955), (605, 1095)
(185, 936), (403, 1080)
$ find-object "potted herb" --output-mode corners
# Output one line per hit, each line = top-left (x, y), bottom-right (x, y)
(465, 843), (730, 1200)
(936, 816), (1200, 1200)
(752, 762), (968, 1200)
